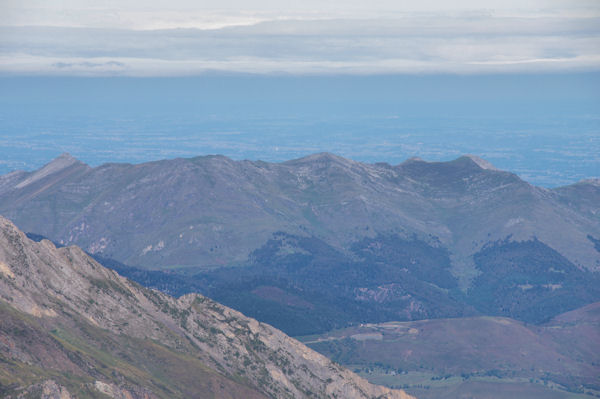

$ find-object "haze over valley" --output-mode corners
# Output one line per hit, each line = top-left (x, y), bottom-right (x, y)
(1, 74), (598, 187)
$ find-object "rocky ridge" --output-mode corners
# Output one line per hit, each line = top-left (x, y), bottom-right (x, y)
(0, 216), (413, 399)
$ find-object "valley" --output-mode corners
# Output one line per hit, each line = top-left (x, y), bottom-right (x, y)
(299, 304), (600, 398)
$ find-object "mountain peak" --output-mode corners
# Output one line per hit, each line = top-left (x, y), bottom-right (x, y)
(578, 178), (600, 187)
(0, 215), (18, 236)
(399, 155), (497, 172)
(14, 153), (87, 190)
(461, 155), (498, 171)
(57, 152), (75, 159)
(285, 152), (353, 166)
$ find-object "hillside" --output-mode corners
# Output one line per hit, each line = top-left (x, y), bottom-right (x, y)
(0, 216), (413, 399)
(1, 153), (599, 334)
(1, 153), (598, 274)
(298, 305), (600, 398)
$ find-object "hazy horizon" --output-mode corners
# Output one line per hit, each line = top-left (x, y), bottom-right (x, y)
(1, 1), (599, 186)
(1, 73), (598, 187)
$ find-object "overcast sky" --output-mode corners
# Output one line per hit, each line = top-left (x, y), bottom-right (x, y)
(1, 0), (599, 75)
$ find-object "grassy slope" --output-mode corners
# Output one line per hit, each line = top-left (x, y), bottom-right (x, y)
(299, 309), (600, 399)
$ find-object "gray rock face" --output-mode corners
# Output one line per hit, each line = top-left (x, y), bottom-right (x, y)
(0, 153), (597, 284)
(0, 216), (414, 399)
(6, 380), (73, 399)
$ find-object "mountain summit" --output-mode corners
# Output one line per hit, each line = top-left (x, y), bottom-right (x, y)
(462, 154), (498, 170)
(0, 215), (413, 399)
(14, 152), (88, 190)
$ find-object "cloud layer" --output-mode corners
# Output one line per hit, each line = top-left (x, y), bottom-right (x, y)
(2, 1), (600, 75)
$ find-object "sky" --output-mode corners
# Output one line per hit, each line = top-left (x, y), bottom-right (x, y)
(1, 0), (600, 75)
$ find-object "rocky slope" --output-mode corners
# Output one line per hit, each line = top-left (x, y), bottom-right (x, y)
(0, 216), (413, 399)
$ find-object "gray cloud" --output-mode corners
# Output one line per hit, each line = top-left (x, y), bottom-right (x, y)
(1, 12), (599, 75)
(52, 61), (125, 69)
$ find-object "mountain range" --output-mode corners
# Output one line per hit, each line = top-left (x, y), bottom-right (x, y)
(1, 152), (599, 398)
(0, 215), (413, 399)
(1, 153), (598, 277)
(1, 153), (598, 336)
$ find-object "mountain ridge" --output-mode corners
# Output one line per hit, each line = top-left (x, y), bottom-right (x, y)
(5, 152), (596, 188)
(0, 152), (596, 273)
(0, 215), (413, 399)
(1, 152), (598, 336)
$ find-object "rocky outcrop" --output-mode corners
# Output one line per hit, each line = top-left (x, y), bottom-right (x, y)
(4, 380), (72, 399)
(0, 216), (414, 399)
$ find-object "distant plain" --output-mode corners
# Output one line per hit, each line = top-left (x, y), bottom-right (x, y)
(1, 74), (598, 187)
